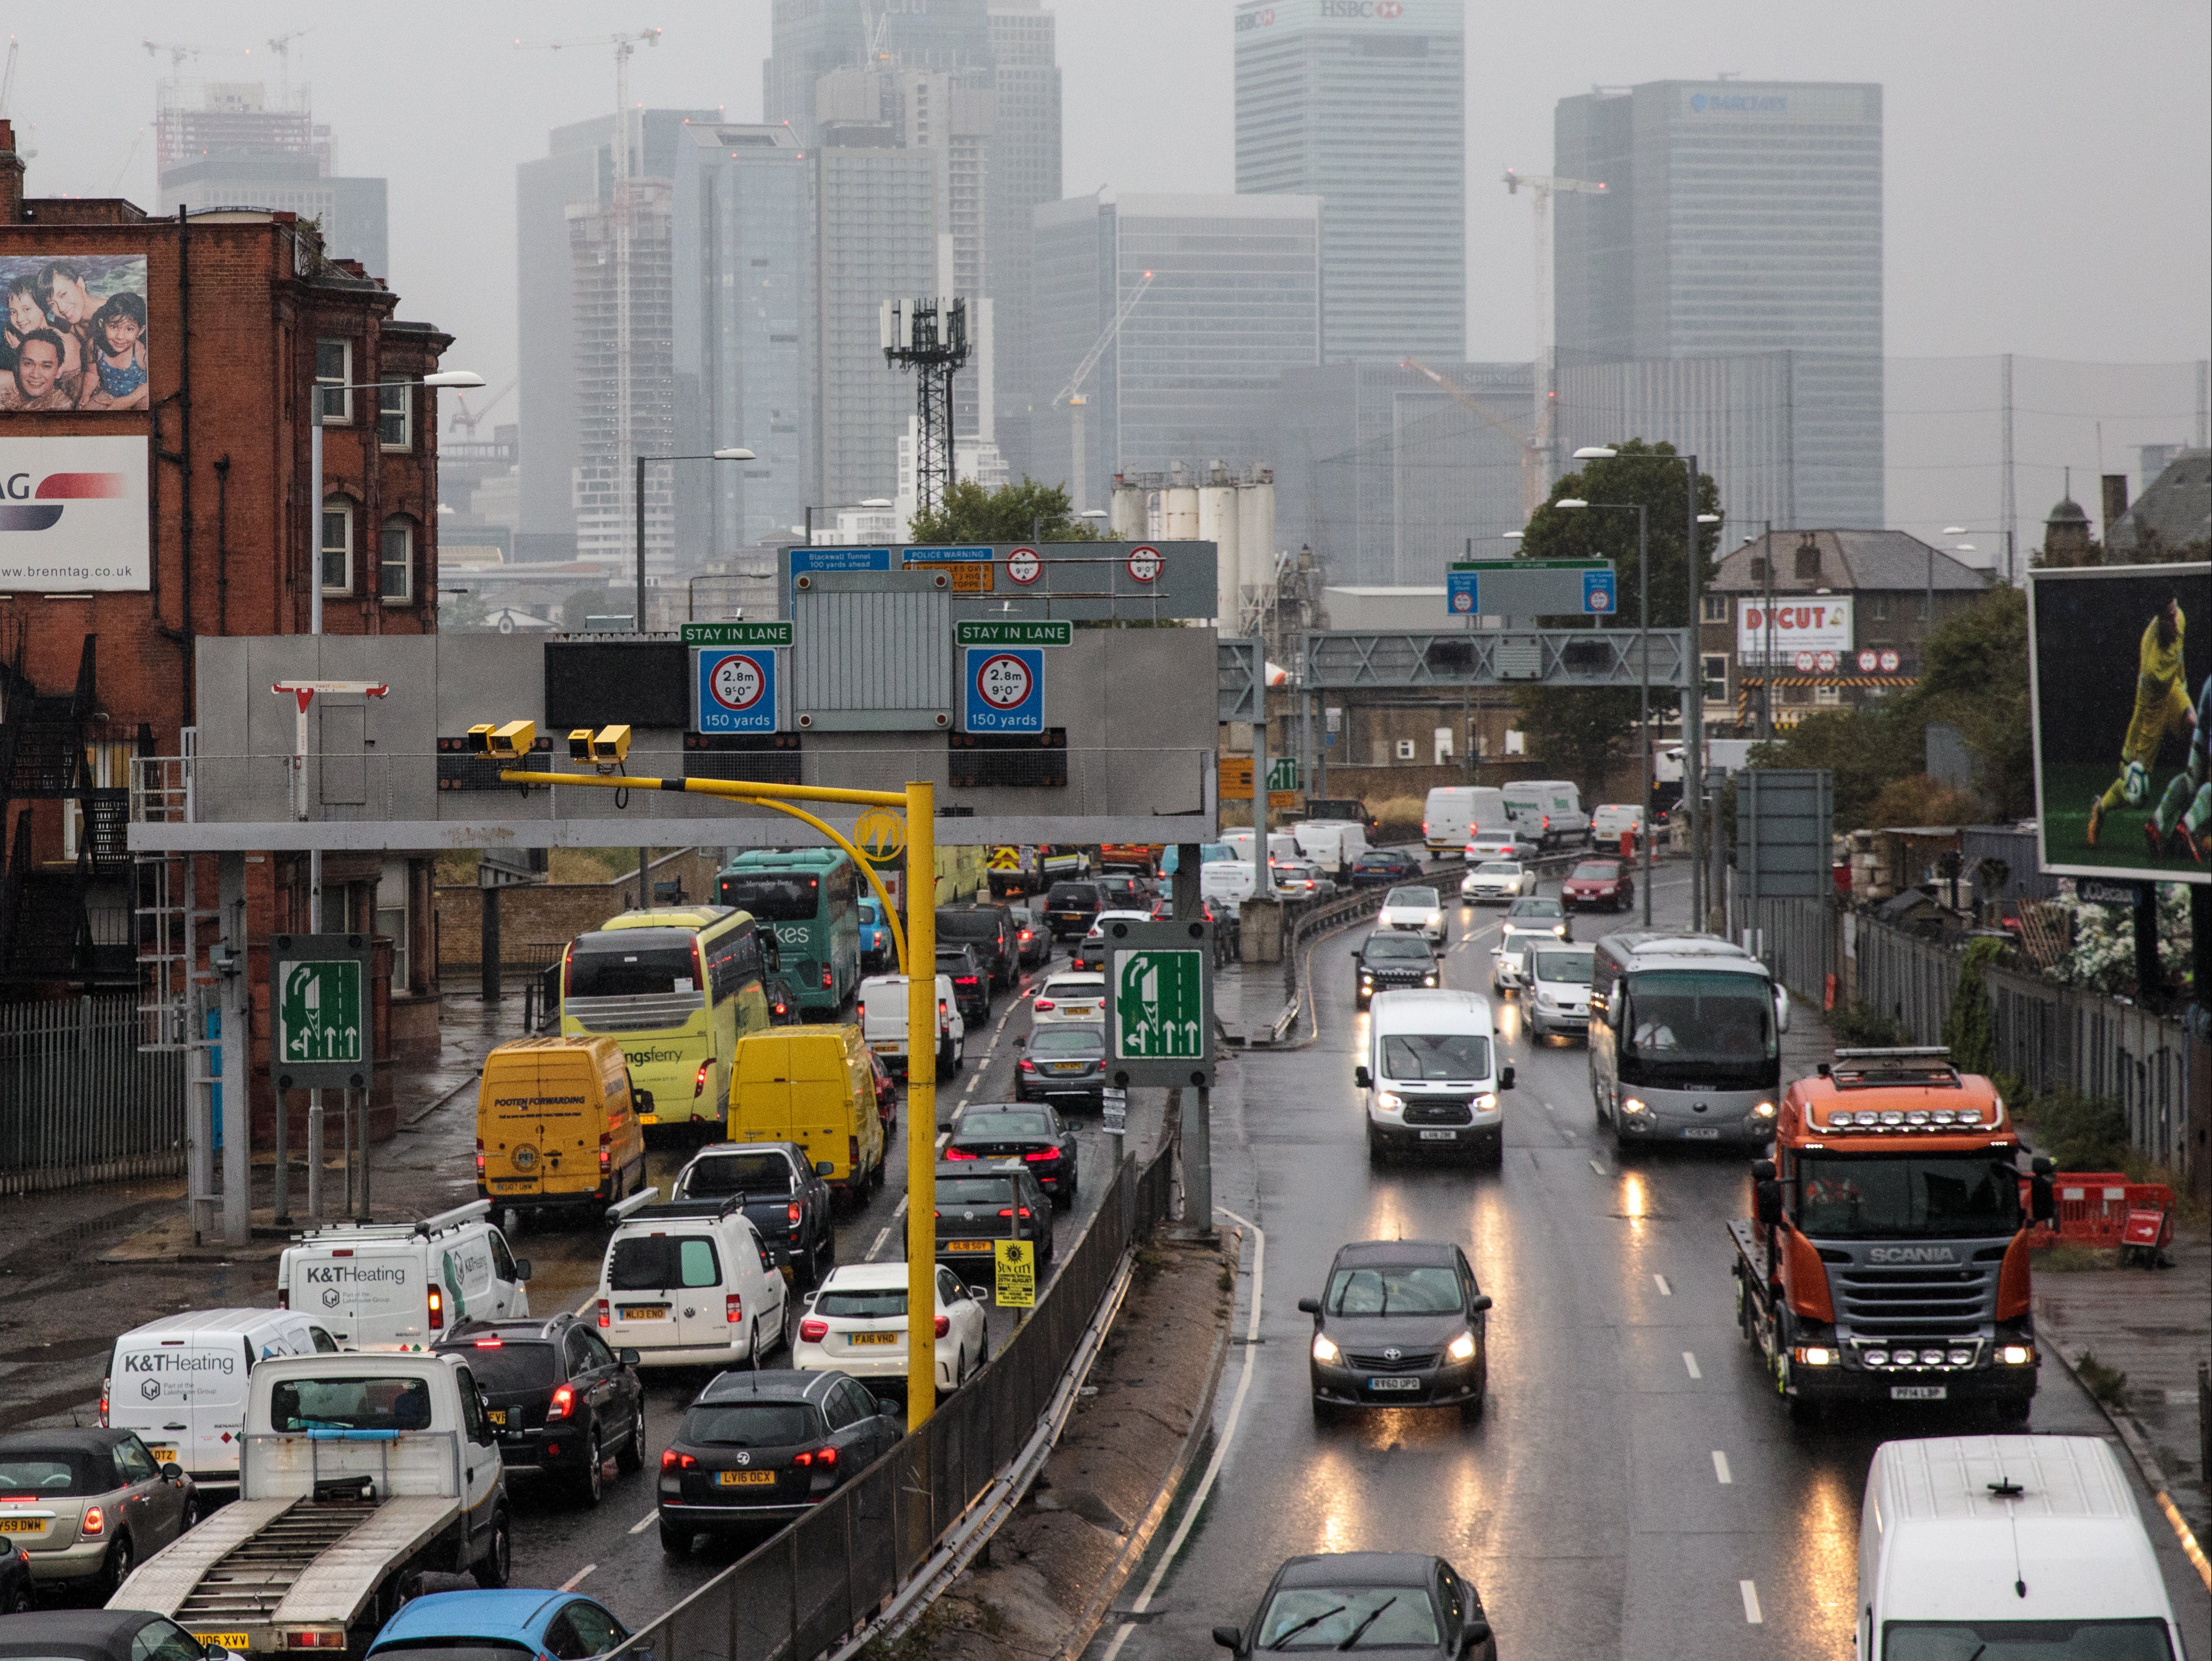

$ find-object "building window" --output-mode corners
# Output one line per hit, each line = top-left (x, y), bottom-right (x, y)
(1702, 594), (1730, 622)
(1870, 594), (1888, 620)
(315, 338), (352, 423)
(378, 380), (412, 451)
(321, 497), (353, 593)
(379, 517), (413, 602)
(1702, 654), (1728, 703)
(1815, 685), (1844, 707)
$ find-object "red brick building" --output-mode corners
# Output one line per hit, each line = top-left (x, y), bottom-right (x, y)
(1, 121), (448, 1128)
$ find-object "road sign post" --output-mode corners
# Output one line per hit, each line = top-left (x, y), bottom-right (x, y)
(269, 933), (374, 1094)
(1101, 918), (1213, 1088)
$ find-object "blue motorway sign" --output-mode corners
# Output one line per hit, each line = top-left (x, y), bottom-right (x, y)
(696, 647), (779, 734)
(1446, 573), (1479, 616)
(962, 646), (1044, 735)
(903, 545), (993, 565)
(1582, 568), (1617, 616)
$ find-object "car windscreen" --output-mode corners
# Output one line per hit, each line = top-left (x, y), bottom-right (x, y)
(1379, 1033), (1490, 1081)
(269, 1376), (434, 1433)
(718, 875), (819, 923)
(814, 1286), (908, 1319)
(935, 912), (999, 940)
(1323, 1264), (1464, 1316)
(567, 944), (696, 999)
(679, 1402), (819, 1448)
(1534, 949), (1595, 985)
(609, 1234), (722, 1291)
(0, 1451), (107, 1495)
(447, 1343), (559, 1392)
(1796, 1152), (2024, 1240)
(1257, 1586), (1442, 1651)
(1880, 1620), (2175, 1660)
(1508, 899), (1563, 917)
(959, 1111), (1053, 1138)
(1027, 1027), (1102, 1056)
(1045, 884), (1099, 905)
(1569, 864), (1620, 881)
(1474, 862), (1519, 875)
(1622, 970), (1775, 1075)
(1384, 887), (1439, 908)
(937, 1177), (1016, 1206)
(1363, 936), (1431, 960)
(681, 1153), (795, 1196)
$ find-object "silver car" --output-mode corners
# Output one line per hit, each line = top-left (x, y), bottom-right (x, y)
(1015, 1023), (1106, 1108)
(0, 1429), (197, 1596)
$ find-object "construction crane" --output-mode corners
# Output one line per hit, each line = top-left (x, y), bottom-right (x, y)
(1050, 270), (1154, 514)
(142, 38), (206, 74)
(1, 37), (19, 120)
(1503, 168), (1607, 493)
(265, 28), (312, 107)
(448, 376), (518, 440)
(1401, 357), (1547, 524)
(513, 28), (661, 180)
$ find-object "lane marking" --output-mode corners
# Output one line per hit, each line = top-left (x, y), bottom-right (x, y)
(1588, 1158), (1607, 1176)
(1683, 1351), (1702, 1379)
(1654, 1274), (1672, 1296)
(893, 1194), (909, 1218)
(560, 1563), (597, 1591)
(935, 1132), (950, 1149)
(1098, 1206), (1266, 1661)
(1541, 1100), (1556, 1113)
(1713, 1450), (1732, 1485)
(628, 1511), (658, 1536)
(867, 1225), (893, 1262)
(1739, 1579), (1762, 1624)
(573, 1295), (595, 1319)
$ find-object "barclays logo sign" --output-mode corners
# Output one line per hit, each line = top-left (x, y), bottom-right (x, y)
(1690, 93), (1789, 113)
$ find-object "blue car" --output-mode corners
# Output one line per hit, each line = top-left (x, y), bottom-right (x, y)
(858, 897), (892, 973)
(367, 1590), (629, 1661)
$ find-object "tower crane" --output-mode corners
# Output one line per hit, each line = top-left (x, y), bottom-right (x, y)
(1401, 358), (1546, 524)
(1, 37), (19, 120)
(265, 28), (313, 106)
(142, 38), (206, 74)
(448, 376), (519, 440)
(1050, 269), (1154, 515)
(513, 27), (660, 181)
(1503, 168), (1607, 493)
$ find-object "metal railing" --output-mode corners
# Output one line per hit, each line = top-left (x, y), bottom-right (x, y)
(1, 993), (187, 1194)
(612, 1141), (1176, 1661)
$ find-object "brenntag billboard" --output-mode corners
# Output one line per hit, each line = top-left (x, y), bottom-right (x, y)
(0, 435), (150, 591)
(1736, 596), (1853, 665)
(2028, 563), (2212, 885)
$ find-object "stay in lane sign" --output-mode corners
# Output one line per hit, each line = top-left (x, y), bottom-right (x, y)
(695, 647), (778, 734)
(962, 646), (1044, 734)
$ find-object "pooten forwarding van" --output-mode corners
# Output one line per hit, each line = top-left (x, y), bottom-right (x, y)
(476, 1035), (650, 1219)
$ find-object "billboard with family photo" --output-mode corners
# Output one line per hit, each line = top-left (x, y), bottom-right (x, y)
(2028, 562), (2212, 885)
(1, 255), (150, 412)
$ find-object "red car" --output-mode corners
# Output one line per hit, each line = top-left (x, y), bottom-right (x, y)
(1560, 858), (1634, 912)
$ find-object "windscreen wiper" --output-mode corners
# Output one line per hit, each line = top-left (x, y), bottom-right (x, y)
(1264, 1605), (1347, 1650)
(1336, 1597), (1397, 1650)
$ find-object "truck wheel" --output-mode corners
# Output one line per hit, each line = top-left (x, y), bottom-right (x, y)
(1366, 1123), (1387, 1167)
(472, 1511), (511, 1588)
(659, 1518), (690, 1557)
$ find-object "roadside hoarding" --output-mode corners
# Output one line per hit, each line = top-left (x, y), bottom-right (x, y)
(1, 253), (150, 412)
(2028, 562), (2211, 885)
(0, 434), (150, 591)
(1736, 596), (1853, 665)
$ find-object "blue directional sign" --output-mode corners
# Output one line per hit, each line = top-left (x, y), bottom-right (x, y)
(1446, 573), (1480, 616)
(1442, 559), (1618, 619)
(962, 646), (1044, 735)
(695, 647), (779, 734)
(1582, 568), (1618, 616)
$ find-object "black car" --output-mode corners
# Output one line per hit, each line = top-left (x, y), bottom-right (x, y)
(1013, 914), (1052, 968)
(1094, 874), (1150, 912)
(1351, 931), (1439, 1008)
(1014, 1026), (1106, 1110)
(435, 1315), (647, 1506)
(0, 1541), (28, 1616)
(944, 1103), (1078, 1205)
(670, 1141), (838, 1286)
(935, 944), (990, 1026)
(1042, 879), (1104, 941)
(1349, 848), (1426, 887)
(656, 1370), (902, 1552)
(765, 972), (801, 1024)
(934, 1160), (1054, 1278)
(1299, 1240), (1493, 1424)
(937, 903), (1020, 992)
(0, 1610), (218, 1661)
(1214, 1552), (1494, 1660)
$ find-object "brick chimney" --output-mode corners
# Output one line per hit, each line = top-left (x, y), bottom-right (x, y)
(2101, 474), (2129, 544)
(0, 120), (23, 224)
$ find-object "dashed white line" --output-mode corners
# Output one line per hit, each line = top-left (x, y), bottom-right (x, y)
(627, 1511), (658, 1536)
(1541, 1100), (1557, 1113)
(1739, 1579), (1762, 1624)
(560, 1563), (597, 1591)
(893, 1193), (909, 1217)
(1588, 1158), (1607, 1176)
(866, 1225), (893, 1261)
(1712, 1450), (1732, 1485)
(1683, 1351), (1703, 1380)
(935, 1132), (950, 1149)
(1654, 1274), (1672, 1296)
(572, 1294), (594, 1319)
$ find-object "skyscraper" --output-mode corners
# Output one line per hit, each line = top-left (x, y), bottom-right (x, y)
(1234, 0), (1465, 365)
(1553, 80), (1884, 526)
(156, 80), (387, 275)
(986, 1), (1063, 478)
(765, 0), (993, 149)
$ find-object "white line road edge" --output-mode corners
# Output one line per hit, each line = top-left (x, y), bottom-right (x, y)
(1740, 1579), (1763, 1624)
(560, 1563), (597, 1591)
(1588, 1159), (1607, 1176)
(1096, 1205), (1266, 1661)
(1684, 1351), (1703, 1380)
(1713, 1450), (1732, 1485)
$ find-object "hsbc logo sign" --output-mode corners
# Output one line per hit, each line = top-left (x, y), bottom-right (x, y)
(1321, 0), (1404, 15)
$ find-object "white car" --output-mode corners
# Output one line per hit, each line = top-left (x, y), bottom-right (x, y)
(1464, 828), (1534, 862)
(793, 1262), (990, 1393)
(1071, 909), (1155, 971)
(1459, 860), (1530, 904)
(1032, 971), (1107, 1027)
(1490, 936), (1536, 996)
(1375, 885), (1447, 944)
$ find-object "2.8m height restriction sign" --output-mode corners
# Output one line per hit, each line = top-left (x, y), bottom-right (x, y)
(962, 646), (1044, 734)
(694, 647), (779, 734)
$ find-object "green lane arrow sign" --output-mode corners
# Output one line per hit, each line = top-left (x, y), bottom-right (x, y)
(269, 932), (374, 1092)
(955, 620), (1073, 647)
(1267, 757), (1300, 792)
(1101, 918), (1214, 1087)
(681, 621), (794, 647)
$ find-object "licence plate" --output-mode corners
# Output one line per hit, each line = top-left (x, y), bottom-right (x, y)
(1366, 1377), (1421, 1392)
(1418, 1129), (1459, 1141)
(638, 1113), (660, 1125)
(491, 1179), (533, 1190)
(1891, 1385), (1947, 1401)
(1048, 1063), (1087, 1075)
(619, 1306), (669, 1321)
(717, 1470), (778, 1487)
(1683, 1128), (1721, 1140)
(0, 1518), (45, 1534)
(1063, 1005), (1099, 1018)
(946, 1240), (992, 1253)
(194, 1635), (252, 1653)
(871, 1042), (898, 1053)
(850, 1332), (897, 1346)
(146, 1446), (178, 1464)
(486, 1410), (507, 1427)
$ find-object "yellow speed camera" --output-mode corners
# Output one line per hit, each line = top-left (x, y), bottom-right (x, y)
(569, 727), (595, 761)
(468, 719), (536, 760)
(588, 724), (632, 767)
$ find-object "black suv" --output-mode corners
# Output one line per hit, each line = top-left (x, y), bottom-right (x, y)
(937, 903), (1020, 992)
(669, 1141), (838, 1287)
(1042, 879), (1104, 941)
(657, 1370), (902, 1550)
(437, 1315), (647, 1507)
(1352, 931), (1439, 1009)
(936, 944), (990, 1026)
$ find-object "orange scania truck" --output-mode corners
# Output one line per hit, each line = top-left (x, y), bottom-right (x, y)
(1728, 1046), (2056, 1423)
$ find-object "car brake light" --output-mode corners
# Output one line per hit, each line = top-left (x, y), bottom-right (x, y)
(600, 1132), (612, 1172)
(726, 1294), (743, 1325)
(1023, 1147), (1058, 1162)
(81, 1506), (104, 1537)
(787, 1201), (803, 1223)
(547, 1383), (576, 1421)
(821, 965), (833, 990)
(946, 1146), (977, 1160)
(799, 1318), (828, 1342)
(99, 1380), (110, 1425)
(1033, 999), (1054, 1011)
(660, 1449), (697, 1471)
(597, 1299), (611, 1329)
(791, 1445), (838, 1468)
(694, 1062), (711, 1098)
(849, 1135), (859, 1170)
(427, 1285), (444, 1330)
(283, 1633), (347, 1650)
(1018, 1058), (1036, 1073)
(474, 1138), (486, 1179)
(472, 1337), (503, 1348)
(934, 1315), (950, 1338)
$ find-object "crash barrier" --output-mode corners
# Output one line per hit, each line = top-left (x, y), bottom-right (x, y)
(2018, 1172), (2176, 1251)
(609, 1140), (1177, 1661)
(0, 993), (186, 1195)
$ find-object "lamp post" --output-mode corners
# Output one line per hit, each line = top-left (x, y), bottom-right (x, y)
(1943, 524), (2017, 588)
(635, 448), (755, 630)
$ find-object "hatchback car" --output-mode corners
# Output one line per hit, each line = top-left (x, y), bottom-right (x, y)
(367, 1590), (631, 1661)
(1352, 932), (1439, 1009)
(794, 1263), (990, 1393)
(1463, 828), (1533, 862)
(857, 898), (894, 975)
(1041, 879), (1105, 940)
(867, 1052), (899, 1132)
(936, 903), (1020, 992)
(1015, 1024), (1107, 1109)
(435, 1317), (647, 1507)
(944, 1103), (1078, 1205)
(1070, 909), (1153, 973)
(1299, 1240), (1493, 1423)
(1376, 885), (1446, 943)
(1094, 873), (1151, 912)
(0, 1430), (196, 1597)
(669, 1141), (838, 1287)
(1348, 849), (1425, 887)
(1560, 857), (1634, 913)
(935, 944), (990, 1026)
(1501, 894), (1571, 944)
(0, 1611), (221, 1661)
(1031, 971), (1107, 1027)
(1269, 858), (1335, 901)
(934, 1162), (1054, 1279)
(1490, 935), (1537, 997)
(1213, 1553), (1494, 1660)
(656, 1370), (902, 1552)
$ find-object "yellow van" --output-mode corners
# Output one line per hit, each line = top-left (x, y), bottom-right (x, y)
(477, 1035), (650, 1220)
(728, 1027), (884, 1206)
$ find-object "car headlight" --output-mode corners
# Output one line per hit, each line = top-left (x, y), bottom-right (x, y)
(1473, 1092), (1497, 1112)
(1311, 1331), (1342, 1365)
(1552, 923), (1566, 935)
(1426, 912), (1442, 927)
(1753, 1100), (1777, 1119)
(1621, 1096), (1648, 1116)
(1361, 971), (1374, 983)
(1422, 974), (1438, 986)
(1446, 1331), (1477, 1363)
(1999, 1344), (2033, 1366)
(1375, 1090), (1405, 1111)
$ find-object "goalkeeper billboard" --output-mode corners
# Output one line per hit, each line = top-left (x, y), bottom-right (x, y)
(2028, 562), (2212, 884)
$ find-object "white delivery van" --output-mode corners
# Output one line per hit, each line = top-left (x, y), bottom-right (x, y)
(856, 972), (965, 1077)
(598, 1192), (790, 1370)
(1422, 787), (1509, 857)
(278, 1201), (531, 1349)
(1220, 829), (1299, 864)
(1202, 857), (1257, 914)
(1501, 780), (1588, 849)
(1353, 989), (1514, 1168)
(1291, 820), (1369, 879)
(1855, 1435), (2185, 1661)
(103, 1309), (344, 1496)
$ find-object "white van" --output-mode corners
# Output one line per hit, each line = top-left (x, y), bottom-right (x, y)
(1502, 779), (1588, 849)
(277, 1201), (531, 1350)
(1291, 820), (1369, 879)
(857, 972), (965, 1077)
(1353, 989), (1514, 1168)
(598, 1193), (790, 1370)
(1202, 858), (1256, 914)
(1220, 829), (1299, 864)
(103, 1309), (344, 1495)
(1856, 1435), (2185, 1661)
(1422, 787), (1509, 857)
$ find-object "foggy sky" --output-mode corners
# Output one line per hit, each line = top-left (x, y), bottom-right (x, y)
(7, 0), (2206, 515)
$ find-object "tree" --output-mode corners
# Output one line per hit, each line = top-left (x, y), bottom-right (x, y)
(1940, 935), (2005, 1075)
(906, 478), (1101, 545)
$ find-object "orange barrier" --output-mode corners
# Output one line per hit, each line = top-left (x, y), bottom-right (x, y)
(2019, 1172), (2175, 1249)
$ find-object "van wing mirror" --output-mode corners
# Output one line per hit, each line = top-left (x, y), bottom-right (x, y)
(1773, 985), (1791, 1033)
(1754, 1180), (1783, 1227)
(816, 1160), (834, 1177)
(1498, 1065), (1515, 1091)
(1353, 1065), (1372, 1090)
(2030, 1172), (2056, 1225)
(761, 935), (782, 972)
(1468, 1293), (1493, 1314)
(633, 1089), (655, 1113)
(511, 1259), (532, 1283)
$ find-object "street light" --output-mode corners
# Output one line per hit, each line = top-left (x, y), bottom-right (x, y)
(635, 448), (755, 632)
(1943, 524), (2017, 587)
(1557, 497), (1655, 923)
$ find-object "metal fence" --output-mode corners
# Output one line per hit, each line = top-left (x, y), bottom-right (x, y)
(612, 1141), (1177, 1661)
(0, 993), (187, 1194)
